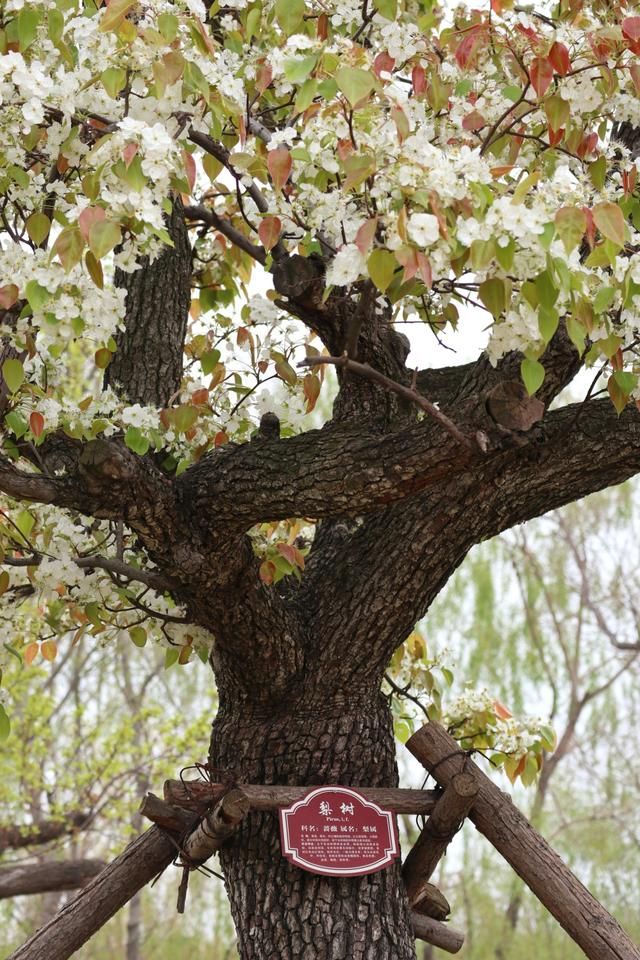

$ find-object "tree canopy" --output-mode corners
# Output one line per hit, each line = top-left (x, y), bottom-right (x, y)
(2, 0), (640, 957)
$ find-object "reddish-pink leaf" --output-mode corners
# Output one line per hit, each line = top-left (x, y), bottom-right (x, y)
(182, 149), (196, 192)
(493, 699), (513, 720)
(123, 142), (138, 167)
(259, 559), (276, 584)
(258, 215), (282, 252)
(416, 252), (432, 288)
(576, 131), (598, 159)
(394, 246), (418, 283)
(411, 64), (426, 97)
(530, 57), (554, 97)
(582, 206), (596, 249)
(214, 430), (228, 447)
(24, 642), (39, 666)
(303, 373), (321, 413)
(317, 12), (328, 40)
(256, 63), (273, 95)
(0, 285), (19, 310)
(277, 542), (305, 570)
(29, 411), (44, 438)
(630, 63), (640, 96)
(267, 146), (292, 192)
(355, 217), (378, 255)
(622, 17), (640, 41)
(373, 52), (395, 79)
(548, 41), (570, 76)
(391, 104), (410, 142)
(462, 109), (486, 131)
(78, 206), (106, 243)
(455, 27), (485, 70)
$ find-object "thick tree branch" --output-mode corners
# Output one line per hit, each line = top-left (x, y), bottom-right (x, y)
(476, 400), (640, 535)
(300, 354), (478, 449)
(178, 419), (481, 527)
(0, 860), (105, 899)
(0, 456), (63, 505)
(0, 811), (91, 853)
(415, 363), (474, 406)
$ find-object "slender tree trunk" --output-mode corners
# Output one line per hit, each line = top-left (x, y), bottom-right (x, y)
(210, 687), (416, 960)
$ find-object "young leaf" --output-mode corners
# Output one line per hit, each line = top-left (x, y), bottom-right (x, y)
(3, 359), (25, 394)
(258, 216), (282, 252)
(367, 249), (396, 292)
(267, 147), (292, 192)
(275, 0), (304, 35)
(0, 704), (10, 741)
(336, 67), (376, 107)
(521, 358), (545, 396)
(592, 202), (626, 247)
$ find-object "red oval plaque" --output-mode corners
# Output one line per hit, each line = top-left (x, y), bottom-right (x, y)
(279, 786), (399, 877)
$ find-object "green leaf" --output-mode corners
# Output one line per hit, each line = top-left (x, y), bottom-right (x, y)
(26, 212), (51, 246)
(124, 426), (150, 456)
(89, 220), (121, 260)
(283, 55), (317, 84)
(129, 626), (147, 647)
(275, 358), (297, 386)
(588, 156), (607, 191)
(16, 509), (35, 540)
(2, 359), (24, 394)
(554, 206), (586, 253)
(172, 405), (198, 433)
(538, 306), (559, 343)
(99, 0), (136, 32)
(53, 226), (84, 272)
(614, 370), (637, 394)
(534, 270), (558, 310)
(295, 77), (318, 112)
(0, 704), (10, 742)
(593, 286), (616, 314)
(592, 202), (626, 247)
(201, 349), (221, 375)
(544, 95), (569, 132)
(478, 277), (508, 318)
(275, 0), (304, 35)
(18, 7), (41, 50)
(5, 411), (28, 439)
(101, 66), (127, 98)
(336, 67), (375, 107)
(607, 369), (637, 417)
(164, 647), (180, 669)
(373, 0), (397, 19)
(521, 358), (545, 396)
(367, 248), (396, 292)
(157, 12), (178, 41)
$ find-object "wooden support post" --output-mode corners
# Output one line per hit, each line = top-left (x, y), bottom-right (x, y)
(6, 818), (191, 960)
(163, 779), (439, 816)
(407, 721), (640, 960)
(402, 772), (477, 911)
(411, 913), (464, 954)
(181, 788), (249, 865)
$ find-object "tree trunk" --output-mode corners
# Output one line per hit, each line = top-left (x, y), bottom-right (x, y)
(210, 687), (417, 960)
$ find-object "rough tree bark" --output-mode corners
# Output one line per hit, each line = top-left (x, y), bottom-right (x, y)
(4, 186), (640, 959)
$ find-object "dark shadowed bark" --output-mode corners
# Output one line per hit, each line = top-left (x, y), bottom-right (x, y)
(105, 198), (192, 406)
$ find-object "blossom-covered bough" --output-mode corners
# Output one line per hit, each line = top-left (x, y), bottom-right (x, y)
(2, 0), (640, 955)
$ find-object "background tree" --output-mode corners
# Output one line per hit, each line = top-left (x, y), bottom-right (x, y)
(2, 0), (640, 957)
